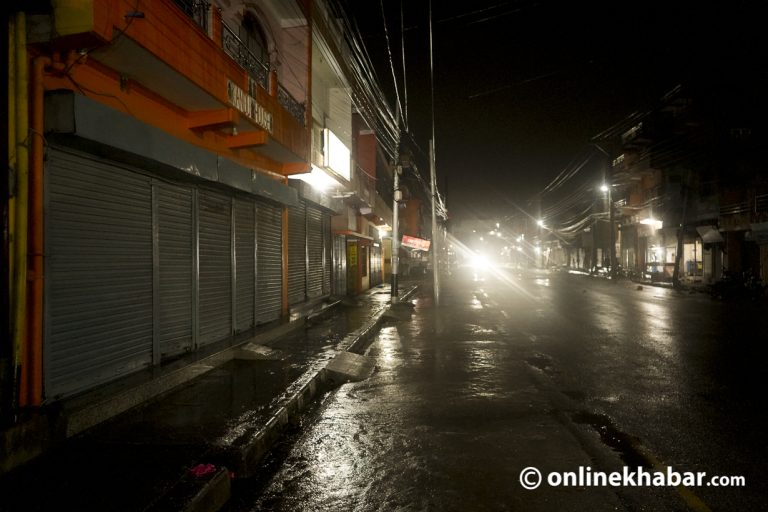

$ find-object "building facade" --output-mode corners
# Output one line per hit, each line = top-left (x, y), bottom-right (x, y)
(4, 0), (399, 414)
(609, 81), (767, 286)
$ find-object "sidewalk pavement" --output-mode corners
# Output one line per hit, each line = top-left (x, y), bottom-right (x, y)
(554, 267), (712, 294)
(0, 281), (420, 512)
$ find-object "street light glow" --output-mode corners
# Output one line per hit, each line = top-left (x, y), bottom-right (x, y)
(600, 184), (609, 192)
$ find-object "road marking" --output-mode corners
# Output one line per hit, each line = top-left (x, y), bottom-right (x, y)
(631, 442), (713, 512)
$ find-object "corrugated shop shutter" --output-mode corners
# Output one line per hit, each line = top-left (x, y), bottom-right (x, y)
(370, 244), (380, 286)
(323, 214), (332, 295)
(234, 198), (256, 332)
(256, 202), (282, 324)
(287, 200), (306, 305)
(333, 234), (346, 296)
(45, 148), (153, 398)
(306, 205), (324, 299)
(198, 189), (232, 345)
(156, 182), (194, 359)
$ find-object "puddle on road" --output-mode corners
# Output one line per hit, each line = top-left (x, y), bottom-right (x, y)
(570, 410), (649, 468)
(525, 353), (556, 375)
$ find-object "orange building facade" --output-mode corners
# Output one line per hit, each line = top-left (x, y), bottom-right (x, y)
(8, 0), (321, 406)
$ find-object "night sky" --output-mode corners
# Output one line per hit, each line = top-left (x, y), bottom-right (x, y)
(341, 1), (766, 221)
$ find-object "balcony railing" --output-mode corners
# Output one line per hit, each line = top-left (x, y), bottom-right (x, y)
(756, 193), (768, 213)
(278, 83), (306, 126)
(221, 21), (269, 90)
(174, 0), (210, 32)
(720, 201), (749, 216)
(220, 21), (306, 126)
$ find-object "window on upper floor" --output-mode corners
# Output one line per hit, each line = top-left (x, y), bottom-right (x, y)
(240, 11), (269, 65)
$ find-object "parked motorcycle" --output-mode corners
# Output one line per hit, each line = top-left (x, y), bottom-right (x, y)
(709, 270), (766, 300)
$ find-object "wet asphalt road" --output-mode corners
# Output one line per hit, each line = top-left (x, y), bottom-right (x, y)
(228, 268), (768, 511)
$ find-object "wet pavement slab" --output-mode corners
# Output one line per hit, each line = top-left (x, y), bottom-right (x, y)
(231, 278), (627, 511)
(0, 283), (418, 512)
(228, 269), (767, 511)
(4, 269), (765, 511)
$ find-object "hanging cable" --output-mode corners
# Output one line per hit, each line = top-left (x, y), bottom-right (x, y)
(400, 0), (409, 131)
(429, 0), (436, 152)
(379, 0), (404, 128)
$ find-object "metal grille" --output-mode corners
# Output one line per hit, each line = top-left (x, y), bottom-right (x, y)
(287, 201), (306, 305)
(234, 198), (256, 332)
(256, 202), (282, 324)
(198, 189), (232, 345)
(45, 148), (153, 399)
(172, 0), (210, 32)
(755, 194), (768, 213)
(278, 83), (306, 126)
(720, 201), (749, 216)
(221, 21), (269, 90)
(156, 182), (194, 359)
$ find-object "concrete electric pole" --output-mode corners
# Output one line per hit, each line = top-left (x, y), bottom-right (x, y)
(429, 139), (440, 306)
(391, 164), (401, 303)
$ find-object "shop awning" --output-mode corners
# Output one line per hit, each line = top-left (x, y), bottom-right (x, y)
(334, 230), (373, 241)
(696, 225), (724, 243)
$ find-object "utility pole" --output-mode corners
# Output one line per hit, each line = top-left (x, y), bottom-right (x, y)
(608, 180), (616, 279)
(593, 143), (616, 280)
(391, 164), (401, 303)
(429, 139), (440, 305)
(607, 161), (616, 280)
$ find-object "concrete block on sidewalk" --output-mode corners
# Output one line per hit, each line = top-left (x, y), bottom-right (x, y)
(325, 352), (376, 384)
(382, 303), (414, 322)
(233, 343), (285, 361)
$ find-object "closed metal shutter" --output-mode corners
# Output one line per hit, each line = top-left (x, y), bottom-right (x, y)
(306, 205), (324, 299)
(198, 189), (232, 345)
(370, 244), (381, 286)
(323, 214), (332, 295)
(234, 198), (256, 332)
(256, 202), (282, 324)
(287, 200), (306, 305)
(45, 148), (153, 398)
(333, 234), (347, 296)
(156, 182), (194, 359)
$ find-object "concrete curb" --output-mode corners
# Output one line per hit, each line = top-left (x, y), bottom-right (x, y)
(179, 284), (420, 511)
(145, 466), (231, 512)
(346, 285), (419, 355)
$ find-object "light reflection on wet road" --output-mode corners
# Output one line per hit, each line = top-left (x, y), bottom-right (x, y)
(230, 269), (768, 511)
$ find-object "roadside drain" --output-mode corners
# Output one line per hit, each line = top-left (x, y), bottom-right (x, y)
(571, 411), (650, 468)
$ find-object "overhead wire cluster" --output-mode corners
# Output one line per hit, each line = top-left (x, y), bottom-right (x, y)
(329, 0), (448, 220)
(322, 0), (400, 163)
(530, 80), (718, 242)
(531, 147), (607, 241)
